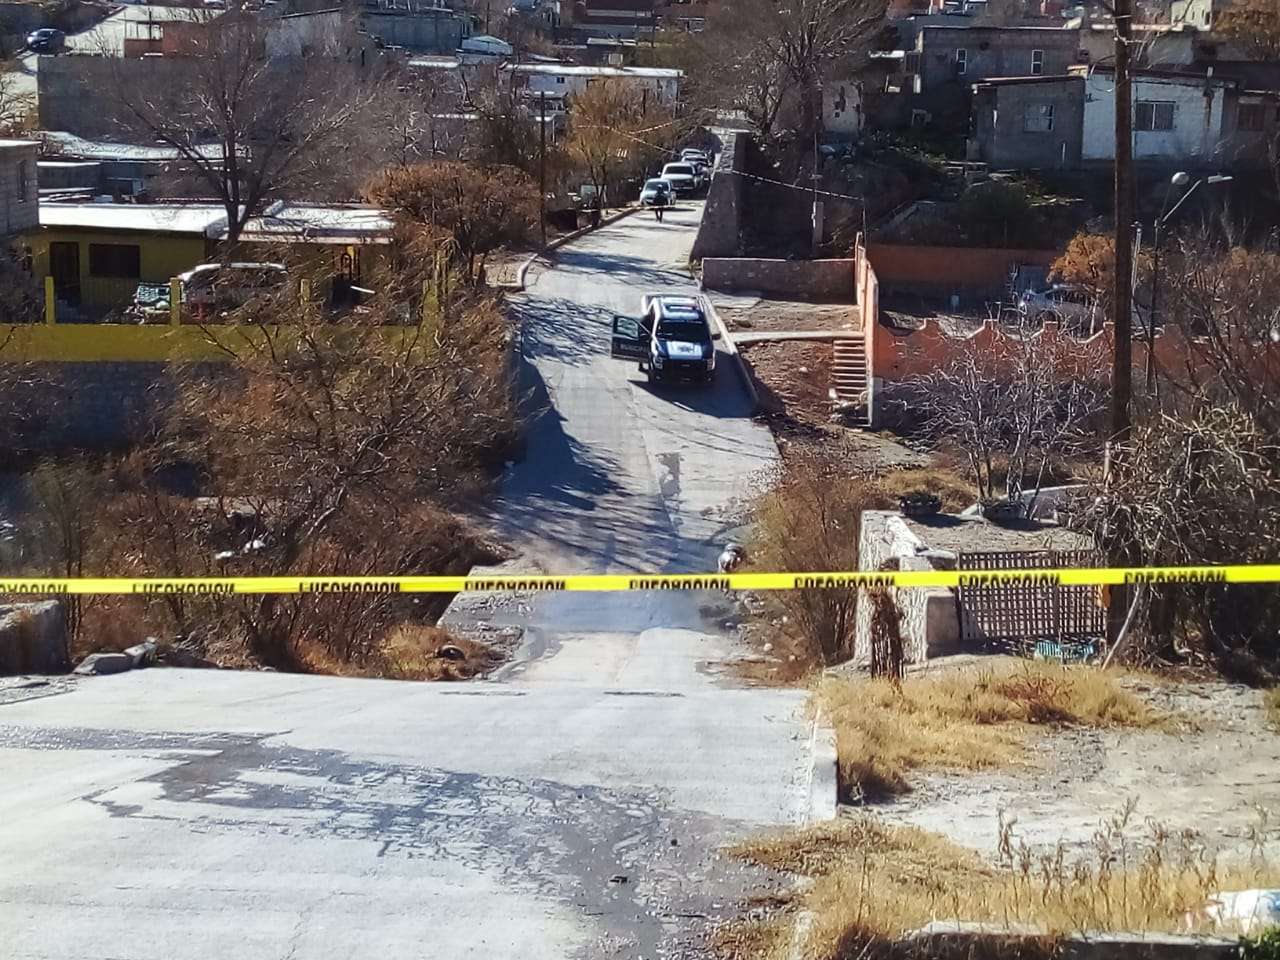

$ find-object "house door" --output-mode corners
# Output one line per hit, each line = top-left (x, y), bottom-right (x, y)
(48, 242), (81, 305)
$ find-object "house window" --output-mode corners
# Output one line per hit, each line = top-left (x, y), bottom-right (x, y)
(955, 48), (967, 75)
(1238, 102), (1266, 132)
(1135, 100), (1175, 132)
(1031, 49), (1044, 75)
(88, 243), (141, 279)
(15, 160), (29, 202)
(556, 76), (565, 83)
(1023, 102), (1055, 132)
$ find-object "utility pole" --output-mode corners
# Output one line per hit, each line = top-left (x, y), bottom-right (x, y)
(539, 91), (547, 248)
(1107, 0), (1136, 643)
(1111, 0), (1134, 449)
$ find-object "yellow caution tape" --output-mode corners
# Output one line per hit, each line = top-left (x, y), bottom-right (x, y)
(0, 565), (1277, 596)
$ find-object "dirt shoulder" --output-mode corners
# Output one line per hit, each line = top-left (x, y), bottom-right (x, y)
(718, 300), (859, 335)
(854, 665), (1280, 863)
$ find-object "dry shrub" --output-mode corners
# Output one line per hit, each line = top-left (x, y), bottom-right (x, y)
(375, 624), (501, 681)
(72, 601), (154, 661)
(750, 452), (891, 666)
(879, 464), (975, 512)
(1265, 688), (1280, 731)
(819, 662), (1165, 801)
(723, 809), (1280, 960)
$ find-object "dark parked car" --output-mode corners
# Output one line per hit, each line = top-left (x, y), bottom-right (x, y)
(26, 28), (66, 53)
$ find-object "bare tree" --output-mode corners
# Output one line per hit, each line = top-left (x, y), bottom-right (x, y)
(1076, 236), (1280, 667)
(106, 12), (378, 245)
(701, 0), (887, 143)
(109, 271), (518, 670)
(565, 78), (649, 205)
(1215, 0), (1280, 59)
(0, 67), (33, 136)
(750, 451), (890, 665)
(367, 161), (539, 281)
(911, 323), (1106, 513)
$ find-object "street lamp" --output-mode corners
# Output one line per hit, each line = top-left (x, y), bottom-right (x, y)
(1146, 172), (1233, 390)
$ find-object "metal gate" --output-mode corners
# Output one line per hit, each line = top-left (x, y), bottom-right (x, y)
(956, 549), (1106, 656)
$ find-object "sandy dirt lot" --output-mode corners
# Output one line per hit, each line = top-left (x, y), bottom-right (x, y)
(719, 301), (859, 335)
(864, 665), (1280, 864)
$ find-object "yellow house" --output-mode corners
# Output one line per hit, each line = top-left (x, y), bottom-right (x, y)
(28, 201), (393, 320)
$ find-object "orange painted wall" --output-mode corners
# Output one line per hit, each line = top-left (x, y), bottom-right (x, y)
(865, 243), (1058, 294)
(853, 238), (1272, 424)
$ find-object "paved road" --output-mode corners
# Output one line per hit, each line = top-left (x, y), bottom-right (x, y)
(0, 205), (821, 960)
(446, 202), (779, 671)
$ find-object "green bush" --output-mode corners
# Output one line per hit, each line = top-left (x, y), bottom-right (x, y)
(1243, 927), (1280, 960)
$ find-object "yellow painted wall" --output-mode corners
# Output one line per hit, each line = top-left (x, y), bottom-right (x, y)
(0, 323), (422, 363)
(30, 229), (210, 309)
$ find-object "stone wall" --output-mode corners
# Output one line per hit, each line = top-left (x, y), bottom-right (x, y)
(690, 131), (747, 261)
(701, 257), (856, 301)
(855, 510), (960, 664)
(4, 361), (235, 452)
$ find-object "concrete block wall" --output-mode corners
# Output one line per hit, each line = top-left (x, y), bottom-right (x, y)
(701, 257), (856, 300)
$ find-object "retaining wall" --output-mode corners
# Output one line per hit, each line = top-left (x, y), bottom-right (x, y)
(691, 131), (747, 261)
(702, 257), (856, 300)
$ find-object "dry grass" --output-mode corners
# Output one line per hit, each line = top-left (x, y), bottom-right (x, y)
(879, 464), (976, 512)
(721, 808), (1280, 960)
(820, 662), (1167, 801)
(1265, 688), (1280, 731)
(375, 624), (502, 681)
(73, 601), (153, 661)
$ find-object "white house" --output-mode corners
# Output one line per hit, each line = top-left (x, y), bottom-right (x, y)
(1080, 67), (1230, 163)
(503, 63), (682, 110)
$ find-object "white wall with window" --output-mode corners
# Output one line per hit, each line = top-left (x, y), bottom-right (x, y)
(1081, 73), (1226, 162)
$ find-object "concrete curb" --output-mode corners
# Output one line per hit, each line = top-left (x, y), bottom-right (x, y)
(496, 206), (641, 293)
(806, 706), (839, 824)
(704, 297), (761, 414)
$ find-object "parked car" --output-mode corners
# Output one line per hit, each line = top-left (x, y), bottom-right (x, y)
(660, 162), (702, 196)
(609, 293), (720, 385)
(1017, 283), (1102, 332)
(681, 148), (711, 166)
(25, 28), (66, 54)
(177, 262), (287, 312)
(638, 178), (674, 208)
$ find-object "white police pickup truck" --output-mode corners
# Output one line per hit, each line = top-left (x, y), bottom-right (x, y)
(610, 294), (720, 385)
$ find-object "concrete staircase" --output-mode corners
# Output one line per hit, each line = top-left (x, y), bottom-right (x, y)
(831, 337), (870, 427)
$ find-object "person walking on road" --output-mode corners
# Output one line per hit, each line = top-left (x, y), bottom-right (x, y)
(654, 204), (665, 223)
